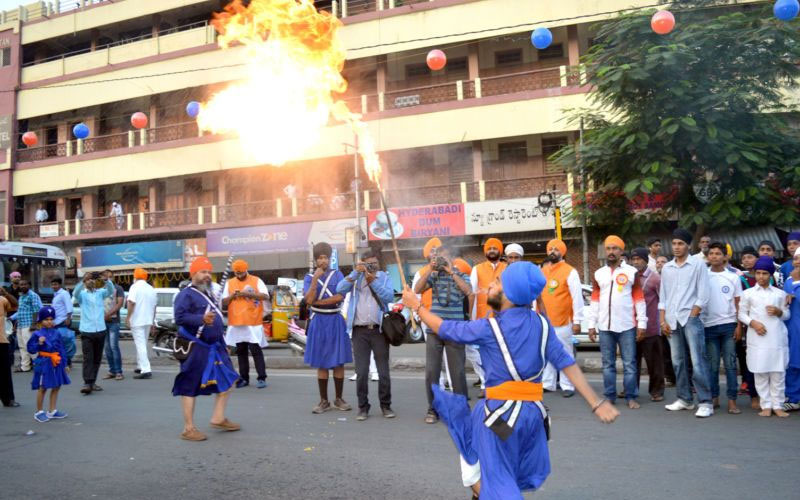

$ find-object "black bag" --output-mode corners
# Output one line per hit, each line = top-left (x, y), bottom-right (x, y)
(366, 283), (406, 347)
(173, 335), (194, 361)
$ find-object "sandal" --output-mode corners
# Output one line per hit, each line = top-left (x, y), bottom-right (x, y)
(650, 395), (664, 402)
(425, 411), (439, 424)
(102, 373), (116, 380)
(210, 418), (241, 431)
(727, 407), (742, 415)
(115, 374), (124, 381)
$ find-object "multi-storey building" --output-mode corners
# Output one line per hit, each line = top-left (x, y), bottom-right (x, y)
(0, 0), (695, 288)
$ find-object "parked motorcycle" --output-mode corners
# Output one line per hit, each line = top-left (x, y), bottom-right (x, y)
(151, 317), (178, 360)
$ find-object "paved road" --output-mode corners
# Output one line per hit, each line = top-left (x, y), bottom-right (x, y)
(2, 366), (797, 500)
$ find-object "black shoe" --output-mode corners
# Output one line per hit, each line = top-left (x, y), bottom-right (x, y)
(134, 369), (142, 374)
(236, 379), (249, 389)
(92, 384), (103, 392)
(356, 409), (368, 421)
(562, 390), (575, 398)
(80, 385), (92, 395)
(472, 380), (482, 388)
(3, 401), (20, 407)
(133, 372), (152, 379)
(381, 407), (396, 419)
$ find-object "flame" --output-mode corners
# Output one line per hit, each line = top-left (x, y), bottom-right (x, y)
(198, 0), (382, 184)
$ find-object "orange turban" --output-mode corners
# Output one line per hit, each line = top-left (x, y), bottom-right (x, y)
(190, 256), (213, 276)
(604, 235), (625, 250)
(133, 268), (148, 280)
(423, 237), (442, 259)
(453, 258), (473, 275)
(546, 239), (567, 256)
(484, 238), (503, 254)
(232, 259), (248, 273)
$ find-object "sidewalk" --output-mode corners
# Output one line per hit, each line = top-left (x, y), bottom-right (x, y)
(67, 338), (608, 373)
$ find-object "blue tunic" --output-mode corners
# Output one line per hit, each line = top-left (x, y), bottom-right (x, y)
(172, 286), (239, 397)
(27, 327), (70, 390)
(433, 307), (575, 500)
(784, 278), (800, 403)
(303, 270), (352, 369)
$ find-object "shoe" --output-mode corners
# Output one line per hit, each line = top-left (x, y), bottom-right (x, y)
(80, 385), (92, 395)
(34, 411), (49, 423)
(210, 418), (241, 431)
(356, 409), (368, 421)
(133, 372), (152, 379)
(91, 385), (103, 392)
(256, 380), (268, 389)
(102, 373), (116, 380)
(3, 401), (20, 407)
(783, 402), (800, 412)
(543, 387), (554, 393)
(312, 400), (331, 414)
(236, 379), (249, 389)
(333, 398), (352, 411)
(134, 369), (142, 374)
(381, 407), (396, 419)
(370, 372), (379, 382)
(665, 380), (676, 388)
(181, 429), (207, 441)
(695, 405), (714, 418)
(712, 397), (720, 409)
(14, 367), (31, 373)
(46, 410), (68, 419)
(348, 373), (357, 381)
(472, 380), (482, 388)
(424, 410), (438, 424)
(562, 390), (575, 398)
(665, 399), (695, 411)
(115, 374), (124, 381)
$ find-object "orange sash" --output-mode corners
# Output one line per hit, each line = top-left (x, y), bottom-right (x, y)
(485, 381), (543, 401)
(39, 351), (61, 367)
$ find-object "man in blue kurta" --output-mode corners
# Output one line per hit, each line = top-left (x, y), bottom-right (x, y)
(783, 247), (800, 411)
(402, 262), (619, 500)
(172, 256), (240, 441)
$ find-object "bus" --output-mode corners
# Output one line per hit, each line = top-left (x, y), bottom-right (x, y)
(0, 241), (66, 303)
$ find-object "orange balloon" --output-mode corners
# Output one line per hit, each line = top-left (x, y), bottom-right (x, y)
(426, 49), (447, 71)
(21, 131), (38, 147)
(131, 112), (148, 129)
(651, 10), (675, 35)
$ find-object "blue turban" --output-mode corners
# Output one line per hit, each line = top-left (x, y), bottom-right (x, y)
(788, 231), (800, 243)
(37, 306), (56, 323)
(501, 261), (546, 306)
(753, 256), (775, 273)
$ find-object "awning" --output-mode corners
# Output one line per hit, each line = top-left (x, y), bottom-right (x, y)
(709, 226), (784, 254)
(209, 250), (357, 273)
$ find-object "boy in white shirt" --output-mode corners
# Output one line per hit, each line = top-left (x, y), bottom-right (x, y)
(702, 242), (743, 414)
(738, 256), (791, 418)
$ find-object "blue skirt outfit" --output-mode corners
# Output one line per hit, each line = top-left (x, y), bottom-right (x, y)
(303, 270), (352, 369)
(27, 328), (71, 390)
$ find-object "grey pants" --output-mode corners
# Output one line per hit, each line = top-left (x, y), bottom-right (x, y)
(425, 332), (467, 412)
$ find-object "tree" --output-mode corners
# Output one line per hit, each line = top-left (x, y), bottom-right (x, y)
(555, 0), (800, 235)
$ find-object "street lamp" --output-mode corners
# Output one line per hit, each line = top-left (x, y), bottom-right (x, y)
(537, 186), (562, 240)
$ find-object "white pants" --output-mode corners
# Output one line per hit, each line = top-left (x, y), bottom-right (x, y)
(19, 327), (33, 370)
(459, 454), (481, 487)
(131, 325), (152, 374)
(754, 371), (785, 410)
(542, 324), (575, 391)
(466, 345), (485, 389)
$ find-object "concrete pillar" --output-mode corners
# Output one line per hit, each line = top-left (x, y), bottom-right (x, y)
(217, 174), (227, 206)
(148, 184), (158, 212)
(472, 141), (484, 181)
(82, 193), (97, 219)
(567, 25), (580, 67)
(376, 55), (387, 95)
(467, 42), (480, 80)
(56, 197), (66, 221)
(152, 14), (161, 37)
(90, 28), (98, 51)
(149, 103), (158, 130)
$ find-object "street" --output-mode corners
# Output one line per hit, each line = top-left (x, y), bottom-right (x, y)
(2, 360), (798, 500)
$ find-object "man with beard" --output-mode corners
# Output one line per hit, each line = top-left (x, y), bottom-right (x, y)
(173, 256), (240, 441)
(469, 238), (507, 394)
(540, 239), (584, 397)
(694, 235), (711, 265)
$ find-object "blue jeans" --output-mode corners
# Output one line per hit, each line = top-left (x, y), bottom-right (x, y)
(599, 329), (638, 401)
(668, 316), (712, 404)
(704, 323), (738, 401)
(104, 321), (122, 375)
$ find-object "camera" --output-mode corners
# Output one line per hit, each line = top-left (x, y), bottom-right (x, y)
(366, 263), (379, 273)
(433, 256), (449, 271)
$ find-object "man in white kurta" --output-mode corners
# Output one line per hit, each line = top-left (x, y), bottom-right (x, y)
(126, 268), (157, 379)
(738, 256), (791, 418)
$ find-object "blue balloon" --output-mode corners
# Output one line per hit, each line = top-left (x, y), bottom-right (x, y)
(531, 27), (553, 50)
(186, 101), (200, 119)
(774, 0), (799, 21)
(72, 122), (89, 139)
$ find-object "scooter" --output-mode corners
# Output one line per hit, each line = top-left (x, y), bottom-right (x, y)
(151, 318), (178, 359)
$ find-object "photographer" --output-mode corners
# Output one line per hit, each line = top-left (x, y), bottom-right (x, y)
(414, 242), (473, 424)
(337, 249), (395, 421)
(72, 273), (115, 395)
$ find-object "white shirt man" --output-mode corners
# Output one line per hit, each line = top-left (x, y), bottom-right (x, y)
(34, 208), (48, 223)
(127, 269), (157, 378)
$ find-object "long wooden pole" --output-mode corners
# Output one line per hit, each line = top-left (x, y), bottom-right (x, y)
(377, 188), (407, 287)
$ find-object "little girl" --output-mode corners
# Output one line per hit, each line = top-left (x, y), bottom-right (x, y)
(27, 306), (70, 422)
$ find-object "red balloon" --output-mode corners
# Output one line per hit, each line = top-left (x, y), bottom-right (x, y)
(21, 131), (38, 147)
(651, 10), (675, 35)
(426, 49), (447, 71)
(131, 112), (148, 129)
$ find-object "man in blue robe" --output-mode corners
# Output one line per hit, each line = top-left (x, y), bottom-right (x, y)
(402, 261), (618, 499)
(172, 257), (241, 441)
(784, 247), (800, 411)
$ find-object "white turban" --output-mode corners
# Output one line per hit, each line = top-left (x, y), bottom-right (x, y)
(505, 243), (524, 257)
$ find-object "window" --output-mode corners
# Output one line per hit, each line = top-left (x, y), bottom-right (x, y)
(537, 44), (564, 60)
(446, 57), (468, 75)
(542, 136), (569, 173)
(495, 49), (522, 67)
(498, 141), (528, 163)
(405, 63), (430, 79)
(1, 48), (10, 67)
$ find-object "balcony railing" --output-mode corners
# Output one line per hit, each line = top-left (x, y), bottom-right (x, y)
(10, 176), (570, 240)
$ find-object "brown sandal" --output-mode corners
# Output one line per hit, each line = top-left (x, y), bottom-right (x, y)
(210, 418), (241, 431)
(181, 429), (207, 441)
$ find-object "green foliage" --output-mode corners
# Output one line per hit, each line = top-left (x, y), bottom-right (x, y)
(554, 0), (800, 234)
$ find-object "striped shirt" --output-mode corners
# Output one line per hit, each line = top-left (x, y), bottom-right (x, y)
(426, 270), (469, 322)
(17, 291), (42, 328)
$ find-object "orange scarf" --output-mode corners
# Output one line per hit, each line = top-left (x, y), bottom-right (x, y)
(39, 351), (61, 367)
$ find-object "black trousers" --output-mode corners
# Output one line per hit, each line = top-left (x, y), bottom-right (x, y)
(637, 336), (665, 397)
(352, 326), (391, 411)
(425, 332), (467, 412)
(236, 342), (266, 382)
(661, 335), (676, 384)
(81, 331), (107, 385)
(736, 332), (758, 397)
(0, 343), (14, 405)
